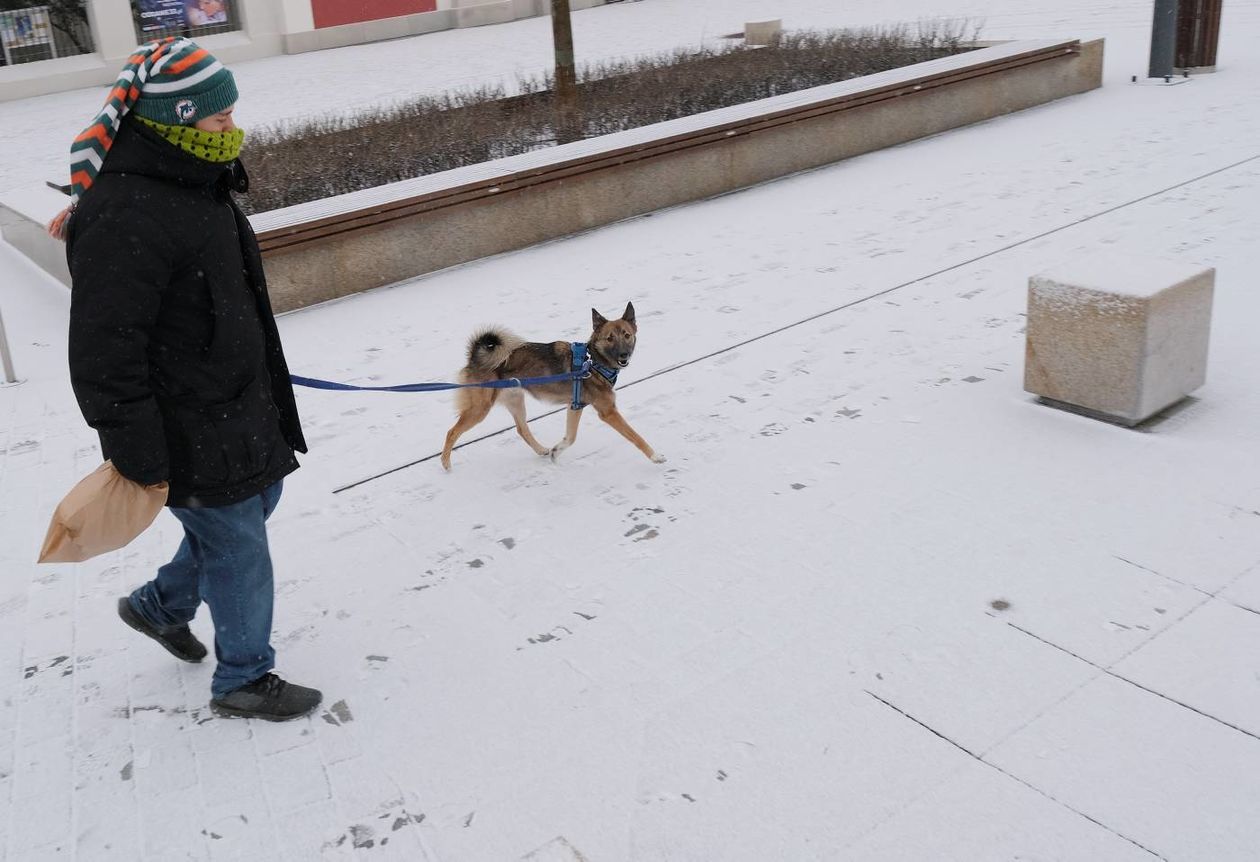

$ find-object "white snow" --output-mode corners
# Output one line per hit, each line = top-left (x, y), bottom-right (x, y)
(3, 0), (1260, 860)
(1033, 250), (1214, 300)
(0, 184), (65, 225)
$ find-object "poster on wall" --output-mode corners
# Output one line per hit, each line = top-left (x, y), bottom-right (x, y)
(136, 0), (187, 33)
(0, 7), (53, 48)
(0, 6), (57, 65)
(185, 0), (228, 26)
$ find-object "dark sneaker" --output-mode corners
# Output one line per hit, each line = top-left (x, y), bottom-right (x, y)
(210, 673), (323, 722)
(117, 597), (207, 663)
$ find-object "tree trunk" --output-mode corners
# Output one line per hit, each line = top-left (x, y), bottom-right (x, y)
(550, 0), (581, 143)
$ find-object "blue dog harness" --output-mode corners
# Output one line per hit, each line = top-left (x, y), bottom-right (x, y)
(570, 342), (619, 410)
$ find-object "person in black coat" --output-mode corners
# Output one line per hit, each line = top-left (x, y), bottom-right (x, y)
(52, 38), (322, 721)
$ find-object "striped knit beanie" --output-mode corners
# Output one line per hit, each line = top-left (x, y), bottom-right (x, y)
(67, 37), (237, 205)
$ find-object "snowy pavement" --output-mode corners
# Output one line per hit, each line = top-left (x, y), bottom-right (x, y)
(4, 1), (1260, 860)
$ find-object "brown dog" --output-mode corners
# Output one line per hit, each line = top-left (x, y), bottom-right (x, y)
(441, 302), (665, 470)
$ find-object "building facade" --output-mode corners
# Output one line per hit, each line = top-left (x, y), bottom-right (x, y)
(0, 0), (608, 101)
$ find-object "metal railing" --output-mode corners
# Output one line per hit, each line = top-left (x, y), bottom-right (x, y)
(0, 304), (17, 384)
(0, 3), (94, 66)
(130, 0), (241, 43)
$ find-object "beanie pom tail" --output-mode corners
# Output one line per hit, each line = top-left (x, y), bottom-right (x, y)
(63, 37), (181, 204)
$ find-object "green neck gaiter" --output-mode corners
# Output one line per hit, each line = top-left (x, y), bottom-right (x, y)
(136, 115), (244, 164)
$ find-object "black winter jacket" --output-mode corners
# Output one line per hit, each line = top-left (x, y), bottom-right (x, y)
(66, 117), (307, 508)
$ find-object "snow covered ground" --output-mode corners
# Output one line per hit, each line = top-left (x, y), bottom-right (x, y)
(3, 0), (1260, 859)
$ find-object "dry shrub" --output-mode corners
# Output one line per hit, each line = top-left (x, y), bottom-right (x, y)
(242, 22), (979, 213)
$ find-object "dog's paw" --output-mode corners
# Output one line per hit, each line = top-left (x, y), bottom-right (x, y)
(650, 452), (667, 464)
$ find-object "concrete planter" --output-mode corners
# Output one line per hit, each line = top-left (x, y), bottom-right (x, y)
(252, 39), (1105, 312)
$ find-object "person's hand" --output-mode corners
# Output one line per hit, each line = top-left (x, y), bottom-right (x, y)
(107, 459), (167, 489)
(47, 206), (73, 240)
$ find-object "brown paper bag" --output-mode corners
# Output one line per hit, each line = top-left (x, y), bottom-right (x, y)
(38, 461), (168, 563)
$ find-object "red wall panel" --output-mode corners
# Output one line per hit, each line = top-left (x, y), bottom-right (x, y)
(312, 0), (438, 29)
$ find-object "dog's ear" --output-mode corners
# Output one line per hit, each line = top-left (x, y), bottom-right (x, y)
(592, 308), (608, 329)
(622, 301), (636, 326)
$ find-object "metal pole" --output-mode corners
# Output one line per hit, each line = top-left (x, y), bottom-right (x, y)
(1149, 0), (1180, 77)
(0, 304), (16, 384)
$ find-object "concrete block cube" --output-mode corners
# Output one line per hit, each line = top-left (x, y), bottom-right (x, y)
(745, 19), (783, 46)
(1024, 253), (1214, 425)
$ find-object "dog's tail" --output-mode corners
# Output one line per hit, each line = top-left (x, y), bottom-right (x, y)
(464, 327), (521, 378)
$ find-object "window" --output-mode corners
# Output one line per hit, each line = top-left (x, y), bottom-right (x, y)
(0, 2), (94, 66)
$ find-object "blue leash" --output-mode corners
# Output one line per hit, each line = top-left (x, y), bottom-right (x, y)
(290, 343), (617, 410)
(289, 371), (580, 394)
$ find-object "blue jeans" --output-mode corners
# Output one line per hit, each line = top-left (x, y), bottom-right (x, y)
(129, 481), (283, 698)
